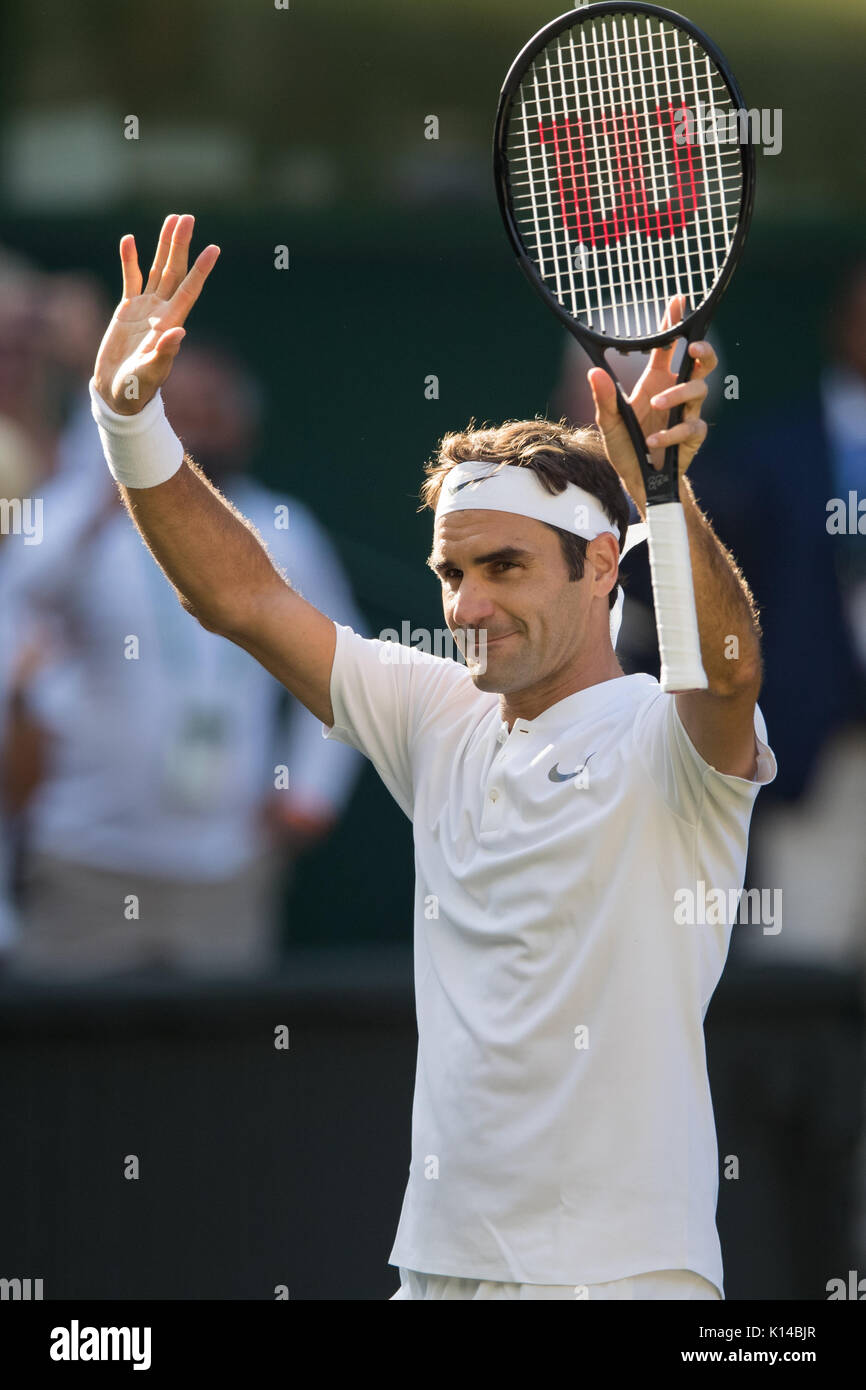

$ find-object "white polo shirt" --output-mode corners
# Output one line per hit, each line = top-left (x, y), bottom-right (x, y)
(322, 622), (777, 1293)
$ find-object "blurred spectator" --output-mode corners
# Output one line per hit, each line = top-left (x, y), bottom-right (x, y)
(38, 270), (116, 488)
(693, 267), (865, 809)
(0, 246), (55, 962)
(0, 340), (365, 980)
(0, 246), (57, 481)
(684, 262), (866, 971)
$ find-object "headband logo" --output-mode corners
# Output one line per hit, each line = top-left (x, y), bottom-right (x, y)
(446, 470), (499, 496)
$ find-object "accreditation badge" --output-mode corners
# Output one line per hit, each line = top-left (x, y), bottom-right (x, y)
(160, 705), (234, 812)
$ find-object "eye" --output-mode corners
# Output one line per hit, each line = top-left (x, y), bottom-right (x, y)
(438, 561), (517, 582)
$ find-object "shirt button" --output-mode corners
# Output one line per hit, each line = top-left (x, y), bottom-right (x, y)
(490, 788), (501, 802)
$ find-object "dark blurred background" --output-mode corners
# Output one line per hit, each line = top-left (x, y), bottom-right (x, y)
(0, 0), (864, 1300)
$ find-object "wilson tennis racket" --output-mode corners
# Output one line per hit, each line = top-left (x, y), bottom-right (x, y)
(494, 2), (755, 691)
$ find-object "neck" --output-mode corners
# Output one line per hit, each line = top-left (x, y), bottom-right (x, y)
(499, 639), (625, 730)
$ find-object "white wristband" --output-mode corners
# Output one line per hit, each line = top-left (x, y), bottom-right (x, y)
(88, 377), (185, 489)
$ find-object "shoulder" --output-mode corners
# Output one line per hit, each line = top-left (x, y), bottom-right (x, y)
(632, 682), (777, 822)
(332, 621), (493, 721)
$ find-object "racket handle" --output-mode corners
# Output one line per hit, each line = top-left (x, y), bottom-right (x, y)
(645, 501), (708, 693)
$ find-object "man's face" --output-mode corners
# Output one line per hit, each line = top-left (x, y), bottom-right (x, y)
(428, 508), (612, 694)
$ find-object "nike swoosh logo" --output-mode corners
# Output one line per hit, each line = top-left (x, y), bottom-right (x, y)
(447, 472), (499, 495)
(548, 752), (596, 783)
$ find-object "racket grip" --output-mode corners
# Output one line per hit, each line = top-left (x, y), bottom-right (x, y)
(645, 501), (708, 693)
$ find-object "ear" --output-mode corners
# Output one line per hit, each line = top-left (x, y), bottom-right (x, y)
(586, 533), (620, 601)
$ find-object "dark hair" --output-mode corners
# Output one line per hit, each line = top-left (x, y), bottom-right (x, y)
(419, 418), (631, 609)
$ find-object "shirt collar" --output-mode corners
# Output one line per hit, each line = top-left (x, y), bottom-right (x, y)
(497, 672), (658, 739)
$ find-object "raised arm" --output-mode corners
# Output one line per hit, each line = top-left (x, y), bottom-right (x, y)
(588, 322), (763, 780)
(91, 212), (337, 726)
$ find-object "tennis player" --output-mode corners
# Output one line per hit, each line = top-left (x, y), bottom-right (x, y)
(89, 214), (776, 1301)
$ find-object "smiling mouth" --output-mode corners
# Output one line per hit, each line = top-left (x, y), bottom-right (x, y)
(455, 630), (518, 659)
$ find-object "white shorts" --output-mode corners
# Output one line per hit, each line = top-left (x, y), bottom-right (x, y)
(389, 1267), (722, 1300)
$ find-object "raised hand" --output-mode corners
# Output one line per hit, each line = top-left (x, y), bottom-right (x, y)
(587, 294), (717, 509)
(92, 213), (219, 415)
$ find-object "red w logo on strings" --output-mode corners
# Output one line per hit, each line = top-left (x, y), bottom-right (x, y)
(538, 103), (702, 246)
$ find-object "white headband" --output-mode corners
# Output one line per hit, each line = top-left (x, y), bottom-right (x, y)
(434, 459), (647, 647)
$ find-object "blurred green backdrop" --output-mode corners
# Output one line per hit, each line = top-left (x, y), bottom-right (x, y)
(1, 0), (862, 943)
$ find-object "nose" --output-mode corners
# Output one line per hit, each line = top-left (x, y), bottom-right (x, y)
(449, 577), (496, 633)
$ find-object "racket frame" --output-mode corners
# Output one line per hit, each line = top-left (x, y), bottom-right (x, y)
(493, 1), (756, 359)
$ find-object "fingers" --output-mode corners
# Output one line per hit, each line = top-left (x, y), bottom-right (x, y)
(647, 293), (686, 372)
(157, 213), (195, 298)
(660, 293), (685, 333)
(139, 213), (216, 320)
(649, 376), (708, 418)
(647, 340), (716, 417)
(152, 326), (187, 360)
(587, 366), (620, 428)
(169, 245), (221, 323)
(645, 416), (707, 450)
(685, 338), (718, 381)
(144, 214), (180, 295)
(130, 327), (187, 387)
(120, 235), (142, 299)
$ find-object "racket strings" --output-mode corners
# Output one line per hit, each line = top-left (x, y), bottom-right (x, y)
(506, 12), (744, 339)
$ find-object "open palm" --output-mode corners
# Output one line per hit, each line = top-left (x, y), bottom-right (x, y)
(93, 213), (219, 415)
